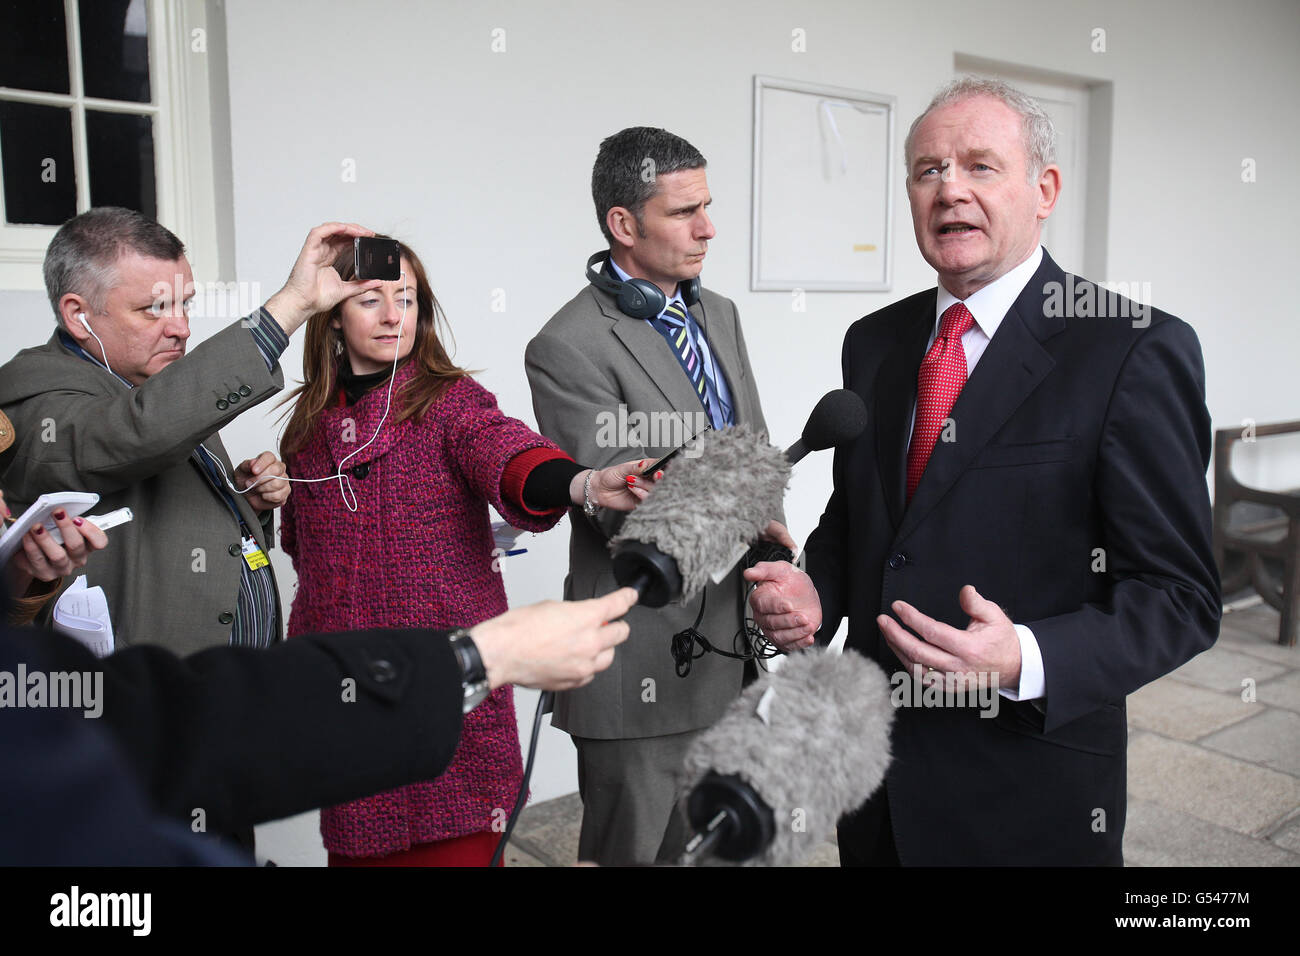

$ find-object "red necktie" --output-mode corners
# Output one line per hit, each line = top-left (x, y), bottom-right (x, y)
(906, 302), (975, 500)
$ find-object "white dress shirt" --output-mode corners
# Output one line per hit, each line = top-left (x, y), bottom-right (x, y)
(908, 245), (1047, 702)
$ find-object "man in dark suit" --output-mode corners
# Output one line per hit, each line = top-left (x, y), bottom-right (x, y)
(747, 78), (1220, 865)
(526, 127), (785, 865)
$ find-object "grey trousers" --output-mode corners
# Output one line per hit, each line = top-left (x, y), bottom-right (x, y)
(572, 730), (701, 866)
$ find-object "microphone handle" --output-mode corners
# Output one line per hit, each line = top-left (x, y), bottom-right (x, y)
(784, 437), (809, 466)
(627, 568), (653, 601)
(678, 808), (735, 866)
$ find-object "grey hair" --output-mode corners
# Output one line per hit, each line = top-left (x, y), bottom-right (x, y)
(591, 127), (706, 244)
(43, 207), (186, 322)
(904, 76), (1057, 181)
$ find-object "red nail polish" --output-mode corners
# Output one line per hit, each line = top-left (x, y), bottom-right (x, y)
(73, 517), (84, 526)
(654, 471), (664, 481)
(53, 509), (66, 520)
(33, 525), (44, 535)
(627, 476), (637, 485)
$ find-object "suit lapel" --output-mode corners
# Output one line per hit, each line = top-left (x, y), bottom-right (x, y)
(896, 254), (1066, 543)
(875, 298), (935, 530)
(604, 291), (709, 419)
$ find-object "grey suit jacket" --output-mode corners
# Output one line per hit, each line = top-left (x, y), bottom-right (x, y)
(525, 277), (775, 739)
(0, 321), (284, 655)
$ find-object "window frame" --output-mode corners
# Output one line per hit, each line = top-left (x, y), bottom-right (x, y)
(0, 0), (225, 290)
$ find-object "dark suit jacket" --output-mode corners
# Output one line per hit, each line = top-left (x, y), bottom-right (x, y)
(0, 610), (463, 863)
(526, 274), (775, 739)
(804, 250), (1220, 865)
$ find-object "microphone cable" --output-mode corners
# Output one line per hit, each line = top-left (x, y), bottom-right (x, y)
(488, 689), (549, 868)
(670, 589), (782, 678)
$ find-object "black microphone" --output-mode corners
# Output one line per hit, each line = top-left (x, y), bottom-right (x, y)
(784, 388), (868, 465)
(675, 647), (894, 866)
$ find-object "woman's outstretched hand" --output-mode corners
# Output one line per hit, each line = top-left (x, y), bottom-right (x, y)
(569, 459), (663, 512)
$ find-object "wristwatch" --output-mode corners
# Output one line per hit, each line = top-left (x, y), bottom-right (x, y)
(448, 628), (490, 713)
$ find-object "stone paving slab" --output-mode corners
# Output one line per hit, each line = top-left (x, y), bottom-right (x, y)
(1217, 612), (1300, 666)
(1269, 813), (1300, 853)
(1256, 670), (1300, 713)
(1220, 605), (1286, 632)
(1124, 797), (1300, 866)
(1200, 707), (1300, 777)
(518, 791), (583, 831)
(1127, 732), (1300, 836)
(514, 793), (583, 866)
(1127, 678), (1256, 741)
(502, 843), (548, 867)
(1168, 645), (1287, 694)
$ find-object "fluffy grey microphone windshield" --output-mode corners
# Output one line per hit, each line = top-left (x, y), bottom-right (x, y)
(611, 424), (789, 600)
(677, 649), (894, 867)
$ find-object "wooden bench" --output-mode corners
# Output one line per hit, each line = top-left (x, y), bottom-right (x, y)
(1213, 420), (1300, 646)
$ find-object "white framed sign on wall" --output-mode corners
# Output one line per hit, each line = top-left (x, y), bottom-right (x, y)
(751, 75), (895, 292)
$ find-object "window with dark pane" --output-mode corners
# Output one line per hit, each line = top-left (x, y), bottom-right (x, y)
(0, 0), (71, 95)
(0, 102), (76, 225)
(86, 111), (156, 218)
(79, 0), (151, 104)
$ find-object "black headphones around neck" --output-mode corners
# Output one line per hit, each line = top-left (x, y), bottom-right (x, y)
(586, 251), (700, 320)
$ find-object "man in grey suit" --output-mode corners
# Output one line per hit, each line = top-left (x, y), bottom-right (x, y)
(526, 127), (785, 865)
(0, 208), (381, 655)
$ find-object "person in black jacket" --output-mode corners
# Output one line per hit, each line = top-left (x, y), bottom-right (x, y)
(0, 584), (635, 865)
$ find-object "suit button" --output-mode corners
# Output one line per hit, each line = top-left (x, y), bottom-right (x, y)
(228, 543), (241, 556)
(369, 659), (397, 683)
(238, 385), (252, 397)
(351, 463), (370, 479)
(216, 399), (228, 410)
(888, 552), (908, 570)
(218, 611), (234, 625)
(227, 392), (240, 404)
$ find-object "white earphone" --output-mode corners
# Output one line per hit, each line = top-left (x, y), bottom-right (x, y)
(75, 310), (117, 377)
(216, 271), (410, 512)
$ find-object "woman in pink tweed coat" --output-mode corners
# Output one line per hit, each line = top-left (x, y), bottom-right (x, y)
(277, 239), (654, 866)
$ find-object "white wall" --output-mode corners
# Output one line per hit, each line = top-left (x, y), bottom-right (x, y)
(5, 0), (1297, 863)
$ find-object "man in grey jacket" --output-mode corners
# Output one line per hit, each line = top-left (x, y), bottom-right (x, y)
(0, 208), (381, 655)
(526, 128), (786, 865)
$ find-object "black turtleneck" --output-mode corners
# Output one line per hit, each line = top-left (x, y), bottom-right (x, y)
(337, 360), (397, 407)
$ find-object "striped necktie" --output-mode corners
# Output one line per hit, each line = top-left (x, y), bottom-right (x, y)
(651, 301), (717, 420)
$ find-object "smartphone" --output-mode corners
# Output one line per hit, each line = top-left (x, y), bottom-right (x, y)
(639, 424), (714, 478)
(49, 507), (135, 545)
(354, 237), (401, 281)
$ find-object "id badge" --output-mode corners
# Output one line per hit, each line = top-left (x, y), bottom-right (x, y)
(240, 534), (269, 570)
